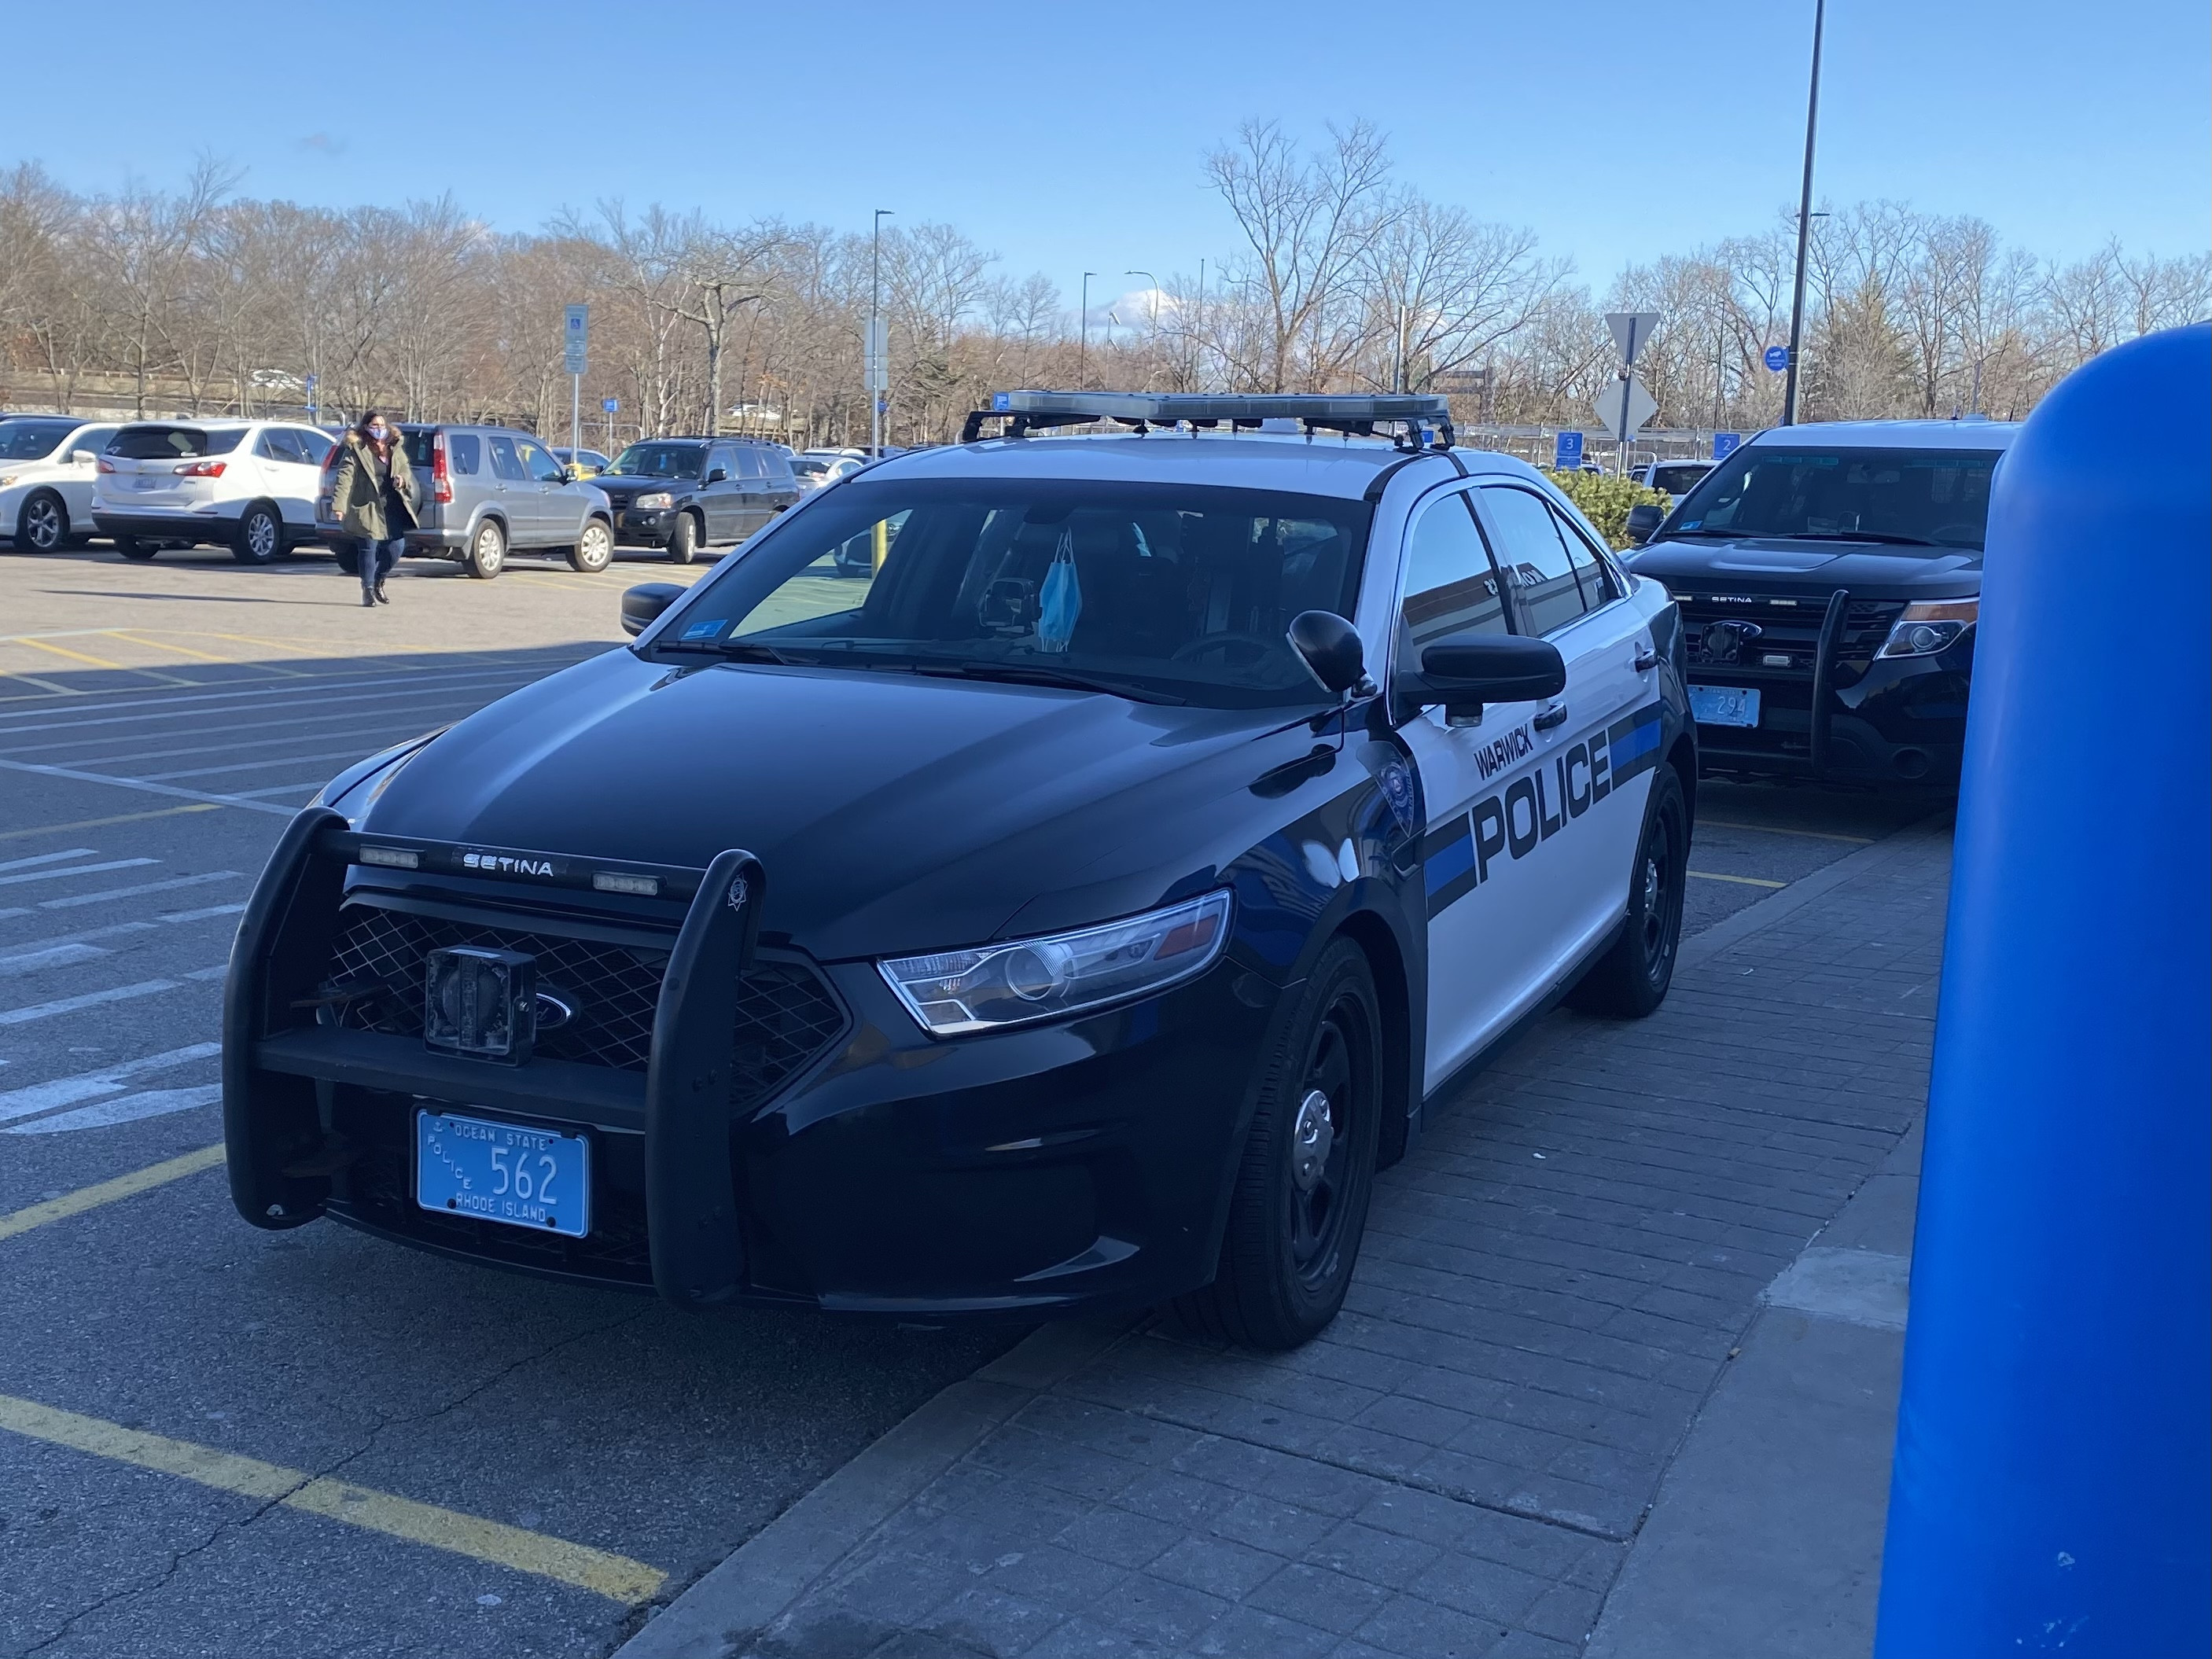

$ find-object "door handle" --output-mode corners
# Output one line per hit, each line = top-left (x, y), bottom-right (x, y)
(1533, 701), (1570, 730)
(1633, 642), (1659, 671)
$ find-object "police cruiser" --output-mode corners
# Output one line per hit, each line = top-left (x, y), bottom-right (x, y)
(223, 391), (1695, 1349)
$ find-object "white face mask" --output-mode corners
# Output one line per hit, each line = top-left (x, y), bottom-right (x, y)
(367, 425), (389, 442)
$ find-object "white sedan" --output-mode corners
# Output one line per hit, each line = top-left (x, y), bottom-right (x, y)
(0, 416), (121, 551)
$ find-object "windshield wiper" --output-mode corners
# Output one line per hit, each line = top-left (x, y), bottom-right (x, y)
(1770, 530), (1944, 547)
(644, 638), (793, 664)
(913, 660), (1186, 704)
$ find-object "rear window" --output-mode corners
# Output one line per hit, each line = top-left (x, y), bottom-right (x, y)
(401, 429), (438, 469)
(109, 426), (246, 460)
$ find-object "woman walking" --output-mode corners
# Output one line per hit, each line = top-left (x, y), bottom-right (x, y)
(327, 411), (418, 607)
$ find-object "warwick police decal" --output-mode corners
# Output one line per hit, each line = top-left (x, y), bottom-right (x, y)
(1420, 701), (1665, 919)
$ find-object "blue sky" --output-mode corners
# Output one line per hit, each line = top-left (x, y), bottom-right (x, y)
(4, 0), (2204, 313)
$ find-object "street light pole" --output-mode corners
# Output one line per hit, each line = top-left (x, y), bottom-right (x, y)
(1079, 273), (1095, 389)
(869, 208), (893, 456)
(1780, 0), (1825, 427)
(1125, 270), (1157, 388)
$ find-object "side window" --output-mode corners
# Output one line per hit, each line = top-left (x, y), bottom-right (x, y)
(254, 430), (283, 462)
(761, 452), (795, 489)
(72, 427), (117, 458)
(1480, 486), (1590, 637)
(487, 435), (528, 481)
(707, 447), (738, 483)
(256, 429), (307, 465)
(1399, 491), (1509, 650)
(1545, 502), (1619, 608)
(519, 440), (564, 483)
(447, 433), (480, 474)
(736, 447), (767, 480)
(298, 429), (334, 466)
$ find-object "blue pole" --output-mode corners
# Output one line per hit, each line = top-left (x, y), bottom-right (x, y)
(1875, 323), (2211, 1656)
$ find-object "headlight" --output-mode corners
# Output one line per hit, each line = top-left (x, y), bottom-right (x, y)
(1878, 598), (1978, 658)
(0, 474), (18, 488)
(879, 890), (1233, 1036)
(633, 491), (674, 510)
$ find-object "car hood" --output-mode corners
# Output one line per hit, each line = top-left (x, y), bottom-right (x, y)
(1628, 534), (1981, 598)
(351, 648), (1322, 960)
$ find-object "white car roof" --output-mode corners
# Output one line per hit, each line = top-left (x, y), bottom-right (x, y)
(1743, 418), (2022, 451)
(874, 432), (1549, 501)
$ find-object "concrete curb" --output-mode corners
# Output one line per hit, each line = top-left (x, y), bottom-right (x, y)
(613, 811), (1953, 1659)
(615, 1318), (1137, 1658)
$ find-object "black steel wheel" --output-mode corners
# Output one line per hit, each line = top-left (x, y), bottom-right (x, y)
(1177, 936), (1382, 1350)
(15, 490), (67, 552)
(1570, 763), (1688, 1018)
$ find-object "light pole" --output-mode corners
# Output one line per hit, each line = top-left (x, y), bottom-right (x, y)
(1125, 270), (1158, 388)
(869, 208), (893, 455)
(1780, 0), (1825, 426)
(1078, 273), (1096, 389)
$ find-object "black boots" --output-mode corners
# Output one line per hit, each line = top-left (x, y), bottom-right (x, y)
(374, 580), (390, 605)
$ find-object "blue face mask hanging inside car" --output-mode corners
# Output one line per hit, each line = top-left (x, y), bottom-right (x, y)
(1037, 528), (1082, 653)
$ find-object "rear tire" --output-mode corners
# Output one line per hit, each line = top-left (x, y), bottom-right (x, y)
(1569, 763), (1689, 1018)
(569, 518), (613, 573)
(115, 536), (157, 561)
(1175, 937), (1382, 1350)
(16, 490), (68, 552)
(466, 519), (506, 579)
(233, 502), (282, 565)
(664, 511), (701, 565)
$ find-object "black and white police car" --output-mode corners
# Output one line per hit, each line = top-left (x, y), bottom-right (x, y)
(224, 392), (1695, 1349)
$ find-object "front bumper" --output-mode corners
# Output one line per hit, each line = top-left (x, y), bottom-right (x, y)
(223, 812), (1277, 1317)
(613, 507), (672, 547)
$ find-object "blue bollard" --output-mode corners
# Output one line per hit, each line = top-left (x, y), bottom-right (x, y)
(1875, 323), (2211, 1656)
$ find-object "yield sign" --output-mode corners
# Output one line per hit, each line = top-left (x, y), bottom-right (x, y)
(1607, 311), (1661, 368)
(1592, 374), (1658, 442)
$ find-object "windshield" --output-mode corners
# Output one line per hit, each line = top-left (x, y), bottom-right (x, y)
(608, 443), (705, 480)
(0, 418), (80, 461)
(1649, 463), (1710, 495)
(789, 458), (829, 478)
(646, 478), (1372, 709)
(1669, 446), (2000, 548)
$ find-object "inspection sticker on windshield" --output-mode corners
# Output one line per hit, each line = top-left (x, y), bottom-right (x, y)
(681, 619), (727, 641)
(1689, 686), (1761, 728)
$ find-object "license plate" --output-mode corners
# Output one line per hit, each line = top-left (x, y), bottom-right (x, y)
(1689, 685), (1761, 728)
(415, 1109), (590, 1238)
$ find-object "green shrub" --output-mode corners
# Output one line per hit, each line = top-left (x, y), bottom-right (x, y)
(1540, 468), (1675, 550)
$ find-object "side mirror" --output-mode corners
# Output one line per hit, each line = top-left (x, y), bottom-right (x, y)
(1287, 610), (1367, 696)
(561, 465), (580, 482)
(620, 582), (686, 638)
(71, 449), (96, 465)
(1625, 503), (1664, 546)
(1398, 631), (1566, 721)
(705, 467), (729, 484)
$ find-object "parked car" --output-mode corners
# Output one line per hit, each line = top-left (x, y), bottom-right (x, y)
(90, 420), (337, 562)
(592, 437), (801, 563)
(318, 424), (616, 577)
(0, 415), (121, 551)
(1624, 418), (2020, 784)
(226, 388), (1695, 1349)
(1630, 459), (1715, 503)
(553, 447), (611, 476)
(789, 451), (868, 495)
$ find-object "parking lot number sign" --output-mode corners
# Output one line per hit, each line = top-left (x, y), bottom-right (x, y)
(1713, 431), (1742, 458)
(602, 398), (619, 414)
(1555, 430), (1584, 470)
(564, 305), (589, 377)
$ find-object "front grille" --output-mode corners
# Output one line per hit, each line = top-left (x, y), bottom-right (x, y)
(1679, 594), (1904, 682)
(322, 903), (845, 1109)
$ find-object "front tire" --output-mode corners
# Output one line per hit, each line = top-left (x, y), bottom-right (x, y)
(466, 519), (506, 579)
(1569, 763), (1689, 1018)
(1176, 937), (1382, 1350)
(664, 511), (701, 565)
(16, 490), (68, 552)
(233, 502), (282, 565)
(569, 519), (613, 573)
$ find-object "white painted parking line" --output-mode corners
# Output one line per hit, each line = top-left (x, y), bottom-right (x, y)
(0, 760), (296, 818)
(6, 704), (455, 761)
(0, 848), (98, 874)
(0, 1043), (223, 1124)
(0, 922), (157, 956)
(156, 903), (247, 924)
(228, 783), (326, 798)
(0, 944), (108, 978)
(0, 980), (187, 1029)
(0, 858), (156, 889)
(141, 750), (366, 782)
(8, 1084), (226, 1135)
(39, 872), (241, 910)
(0, 661), (589, 735)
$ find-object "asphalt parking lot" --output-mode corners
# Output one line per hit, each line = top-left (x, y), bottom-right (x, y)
(0, 542), (1945, 1659)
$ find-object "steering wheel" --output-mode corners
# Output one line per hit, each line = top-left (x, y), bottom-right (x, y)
(1171, 632), (1279, 666)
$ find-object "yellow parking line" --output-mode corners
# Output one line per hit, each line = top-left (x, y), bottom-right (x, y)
(0, 1394), (667, 1603)
(1700, 818), (1875, 845)
(0, 1145), (227, 1242)
(1688, 870), (1788, 888)
(17, 637), (127, 669)
(104, 631), (239, 664)
(0, 803), (222, 841)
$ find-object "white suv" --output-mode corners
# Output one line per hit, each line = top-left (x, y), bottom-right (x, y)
(0, 416), (123, 552)
(90, 420), (337, 563)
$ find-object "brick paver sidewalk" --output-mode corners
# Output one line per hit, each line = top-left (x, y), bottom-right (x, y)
(644, 826), (1950, 1659)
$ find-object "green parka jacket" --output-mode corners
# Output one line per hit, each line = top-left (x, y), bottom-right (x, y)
(328, 431), (420, 542)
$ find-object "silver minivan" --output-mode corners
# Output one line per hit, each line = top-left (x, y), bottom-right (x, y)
(318, 424), (616, 578)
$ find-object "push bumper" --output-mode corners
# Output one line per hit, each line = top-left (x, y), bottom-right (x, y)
(222, 811), (1279, 1317)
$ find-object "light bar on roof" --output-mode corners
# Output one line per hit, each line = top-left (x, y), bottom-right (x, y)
(986, 390), (1451, 425)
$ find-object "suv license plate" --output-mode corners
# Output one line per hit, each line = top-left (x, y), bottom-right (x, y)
(1689, 685), (1761, 728)
(415, 1109), (590, 1238)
